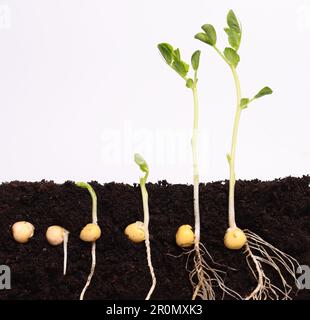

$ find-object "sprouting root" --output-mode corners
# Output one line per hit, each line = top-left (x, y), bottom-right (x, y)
(188, 242), (242, 300)
(244, 229), (300, 300)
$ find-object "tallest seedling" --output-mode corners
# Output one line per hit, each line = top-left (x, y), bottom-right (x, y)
(196, 10), (300, 299)
(158, 43), (240, 300)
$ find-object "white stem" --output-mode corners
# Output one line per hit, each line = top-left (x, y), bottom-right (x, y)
(80, 242), (96, 300)
(63, 230), (69, 276)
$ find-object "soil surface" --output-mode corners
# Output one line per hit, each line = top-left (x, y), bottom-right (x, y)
(0, 176), (309, 300)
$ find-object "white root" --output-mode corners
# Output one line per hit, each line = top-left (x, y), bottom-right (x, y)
(244, 229), (300, 300)
(63, 230), (69, 276)
(142, 187), (157, 300)
(80, 242), (96, 300)
(145, 236), (157, 300)
(189, 242), (242, 300)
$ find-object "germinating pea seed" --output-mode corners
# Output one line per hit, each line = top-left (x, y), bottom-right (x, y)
(46, 225), (66, 246)
(124, 221), (145, 243)
(176, 224), (195, 248)
(80, 223), (101, 242)
(224, 227), (247, 250)
(12, 221), (35, 244)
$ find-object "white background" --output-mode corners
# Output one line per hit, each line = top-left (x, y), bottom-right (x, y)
(0, 0), (309, 184)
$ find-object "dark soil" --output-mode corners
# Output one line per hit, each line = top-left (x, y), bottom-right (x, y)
(0, 176), (309, 300)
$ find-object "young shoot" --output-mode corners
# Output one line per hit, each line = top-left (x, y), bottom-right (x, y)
(76, 182), (101, 300)
(133, 153), (156, 300)
(158, 43), (240, 300)
(46, 225), (69, 275)
(195, 9), (300, 299)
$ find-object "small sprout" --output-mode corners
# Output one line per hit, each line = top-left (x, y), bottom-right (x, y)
(75, 182), (100, 300)
(80, 223), (101, 242)
(124, 221), (145, 243)
(175, 225), (195, 248)
(46, 225), (69, 275)
(224, 227), (246, 250)
(134, 153), (157, 300)
(12, 221), (35, 244)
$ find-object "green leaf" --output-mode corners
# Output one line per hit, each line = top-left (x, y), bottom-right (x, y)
(200, 24), (217, 46)
(227, 10), (241, 33)
(172, 59), (189, 78)
(240, 98), (250, 109)
(186, 78), (194, 89)
(224, 47), (240, 67)
(195, 32), (213, 46)
(191, 50), (201, 71)
(173, 48), (181, 60)
(254, 87), (273, 99)
(134, 153), (149, 173)
(158, 43), (174, 65)
(224, 27), (241, 51)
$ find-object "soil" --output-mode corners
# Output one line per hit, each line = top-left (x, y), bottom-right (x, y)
(0, 176), (309, 300)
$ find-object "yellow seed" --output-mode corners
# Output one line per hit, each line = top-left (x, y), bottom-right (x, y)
(176, 224), (195, 248)
(80, 223), (101, 242)
(12, 221), (35, 244)
(124, 221), (145, 243)
(224, 227), (247, 250)
(46, 225), (66, 246)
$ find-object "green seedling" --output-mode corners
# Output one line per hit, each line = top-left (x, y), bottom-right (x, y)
(195, 9), (300, 299)
(158, 43), (240, 300)
(76, 182), (101, 300)
(134, 153), (157, 300)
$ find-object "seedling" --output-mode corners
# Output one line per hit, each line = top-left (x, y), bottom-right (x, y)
(46, 225), (69, 275)
(133, 153), (156, 300)
(12, 221), (35, 244)
(195, 10), (300, 299)
(76, 182), (101, 300)
(158, 44), (240, 300)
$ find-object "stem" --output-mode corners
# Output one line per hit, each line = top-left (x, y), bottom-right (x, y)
(75, 182), (98, 300)
(140, 177), (156, 300)
(191, 71), (200, 243)
(213, 47), (242, 229)
(227, 66), (241, 229)
(76, 182), (98, 224)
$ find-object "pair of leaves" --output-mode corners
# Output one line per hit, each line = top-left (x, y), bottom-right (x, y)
(195, 24), (217, 46)
(195, 10), (241, 68)
(158, 43), (189, 78)
(225, 10), (241, 51)
(134, 153), (149, 174)
(223, 10), (241, 68)
(241, 87), (273, 109)
(158, 43), (201, 84)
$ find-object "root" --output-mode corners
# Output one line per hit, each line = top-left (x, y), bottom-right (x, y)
(145, 237), (157, 300)
(63, 230), (69, 276)
(80, 242), (96, 300)
(244, 229), (300, 300)
(189, 242), (242, 300)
